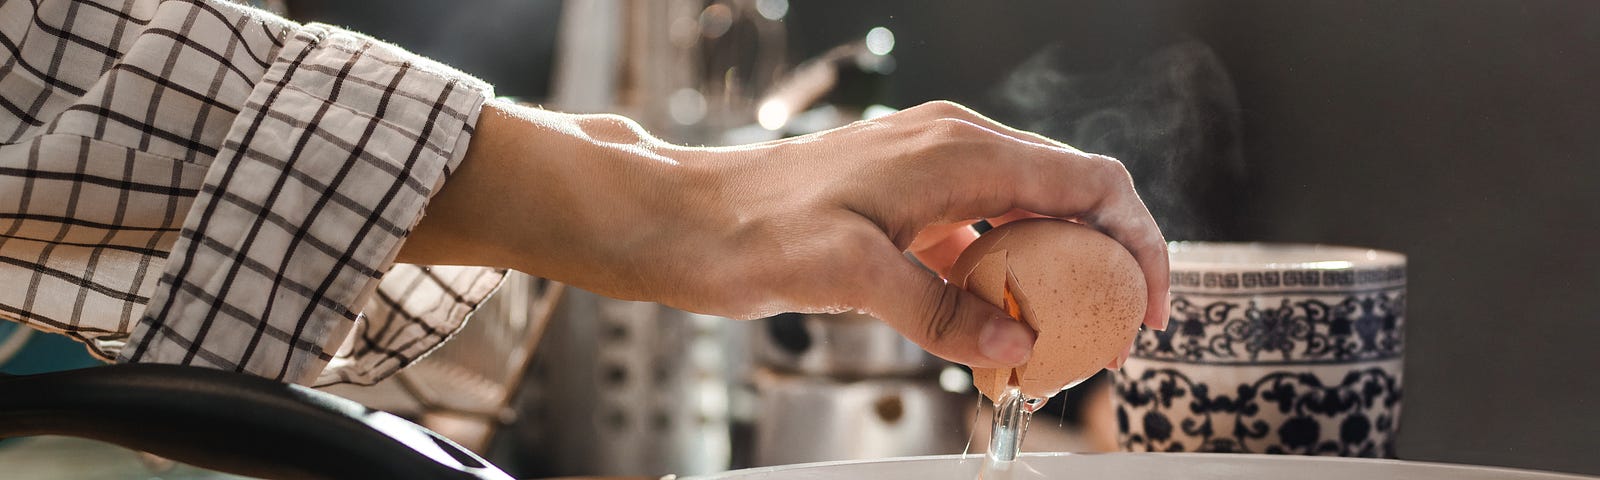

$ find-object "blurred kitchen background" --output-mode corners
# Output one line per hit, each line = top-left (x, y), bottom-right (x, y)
(4, 0), (1597, 478)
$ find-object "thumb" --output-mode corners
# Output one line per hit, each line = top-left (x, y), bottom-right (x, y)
(858, 252), (1037, 368)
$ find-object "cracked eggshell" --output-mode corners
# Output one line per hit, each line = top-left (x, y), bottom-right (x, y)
(951, 218), (1147, 402)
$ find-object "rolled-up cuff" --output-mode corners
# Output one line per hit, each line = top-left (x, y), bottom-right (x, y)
(120, 23), (495, 386)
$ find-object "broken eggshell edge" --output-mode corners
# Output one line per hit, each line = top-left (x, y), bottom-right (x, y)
(952, 219), (1148, 403)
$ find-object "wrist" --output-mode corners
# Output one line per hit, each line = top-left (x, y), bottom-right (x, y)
(405, 101), (709, 290)
(481, 105), (669, 279)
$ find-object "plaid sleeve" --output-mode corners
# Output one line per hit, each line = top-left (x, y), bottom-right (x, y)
(114, 19), (507, 385)
(0, 0), (506, 386)
(324, 264), (505, 386)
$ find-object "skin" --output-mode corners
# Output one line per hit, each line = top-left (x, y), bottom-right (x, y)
(399, 99), (1169, 370)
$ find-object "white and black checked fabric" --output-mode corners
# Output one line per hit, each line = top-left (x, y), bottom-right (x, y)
(1, 0), (506, 386)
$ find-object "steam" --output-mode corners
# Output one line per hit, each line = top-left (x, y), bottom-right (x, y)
(990, 41), (1246, 241)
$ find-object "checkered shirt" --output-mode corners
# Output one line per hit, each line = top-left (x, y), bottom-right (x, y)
(1, 0), (507, 386)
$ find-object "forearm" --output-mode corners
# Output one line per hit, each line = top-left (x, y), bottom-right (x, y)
(400, 101), (706, 289)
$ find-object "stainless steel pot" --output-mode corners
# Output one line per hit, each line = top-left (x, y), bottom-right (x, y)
(751, 312), (937, 378)
(749, 368), (972, 466)
(505, 288), (745, 478)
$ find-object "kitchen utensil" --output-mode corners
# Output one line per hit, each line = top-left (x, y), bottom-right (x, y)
(752, 312), (937, 378)
(0, 363), (511, 480)
(748, 367), (969, 466)
(506, 288), (743, 477)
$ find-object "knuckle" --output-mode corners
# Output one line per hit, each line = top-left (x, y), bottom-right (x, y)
(926, 117), (987, 141)
(927, 99), (964, 116)
(583, 114), (648, 140)
(918, 281), (963, 343)
(904, 119), (1001, 175)
(1093, 155), (1135, 189)
(589, 113), (632, 129)
(911, 100), (972, 120)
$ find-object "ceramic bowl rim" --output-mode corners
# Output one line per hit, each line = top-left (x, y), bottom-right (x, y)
(1168, 242), (1405, 271)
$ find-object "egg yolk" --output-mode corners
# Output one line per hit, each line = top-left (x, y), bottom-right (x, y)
(1002, 284), (1023, 322)
(1002, 284), (1024, 387)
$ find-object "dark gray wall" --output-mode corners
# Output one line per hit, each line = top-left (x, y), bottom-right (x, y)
(787, 0), (1600, 474)
(1198, 2), (1600, 473)
(287, 0), (563, 99)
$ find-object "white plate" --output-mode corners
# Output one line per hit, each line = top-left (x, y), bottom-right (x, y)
(690, 453), (1596, 480)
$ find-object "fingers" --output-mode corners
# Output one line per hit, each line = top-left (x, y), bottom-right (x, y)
(907, 222), (980, 277)
(1091, 199), (1169, 331)
(910, 102), (1172, 331)
(899, 100), (1085, 154)
(1132, 228), (1172, 330)
(857, 247), (1037, 368)
(987, 209), (1050, 226)
(965, 146), (1172, 331)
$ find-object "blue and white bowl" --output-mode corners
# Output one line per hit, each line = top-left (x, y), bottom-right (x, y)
(1113, 243), (1406, 457)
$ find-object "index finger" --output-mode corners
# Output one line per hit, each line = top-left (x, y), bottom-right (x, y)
(896, 104), (1171, 330)
(1017, 155), (1170, 331)
(907, 222), (980, 277)
(1089, 194), (1169, 331)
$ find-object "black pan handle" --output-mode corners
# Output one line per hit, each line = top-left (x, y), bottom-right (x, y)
(0, 363), (512, 480)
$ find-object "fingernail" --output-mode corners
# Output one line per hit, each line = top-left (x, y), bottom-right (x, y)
(979, 315), (1035, 365)
(1158, 292), (1171, 329)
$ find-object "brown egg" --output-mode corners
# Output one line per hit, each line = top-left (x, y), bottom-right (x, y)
(950, 218), (1147, 402)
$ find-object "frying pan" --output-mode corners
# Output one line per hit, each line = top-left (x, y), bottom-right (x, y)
(0, 363), (512, 479)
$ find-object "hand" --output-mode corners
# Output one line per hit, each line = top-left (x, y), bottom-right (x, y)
(402, 100), (1168, 369)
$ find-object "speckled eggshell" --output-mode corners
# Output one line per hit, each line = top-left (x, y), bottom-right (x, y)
(950, 218), (1147, 402)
